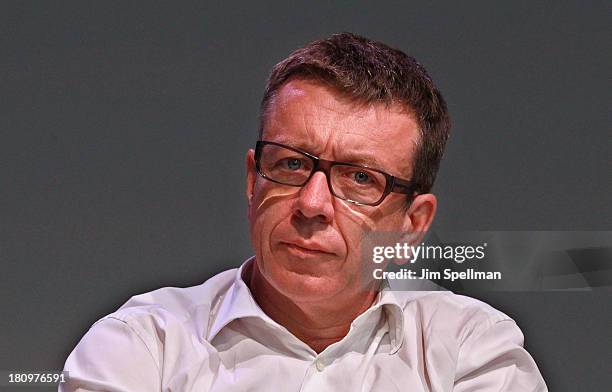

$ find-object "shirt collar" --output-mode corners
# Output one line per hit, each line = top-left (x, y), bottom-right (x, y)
(207, 258), (406, 354)
(207, 257), (273, 341)
(368, 279), (405, 354)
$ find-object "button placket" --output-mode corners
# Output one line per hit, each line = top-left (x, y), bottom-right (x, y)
(314, 357), (325, 372)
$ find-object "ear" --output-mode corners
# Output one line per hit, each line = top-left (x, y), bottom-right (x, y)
(245, 149), (256, 207)
(400, 193), (437, 245)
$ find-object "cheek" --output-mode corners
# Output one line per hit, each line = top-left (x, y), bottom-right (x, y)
(334, 197), (407, 231)
(334, 199), (385, 249)
(249, 184), (299, 248)
(334, 201), (377, 272)
(253, 182), (300, 211)
(249, 179), (297, 220)
(334, 199), (408, 267)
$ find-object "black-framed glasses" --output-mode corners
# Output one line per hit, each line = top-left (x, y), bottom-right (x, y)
(254, 141), (417, 206)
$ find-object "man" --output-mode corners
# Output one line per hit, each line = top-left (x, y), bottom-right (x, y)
(61, 33), (547, 391)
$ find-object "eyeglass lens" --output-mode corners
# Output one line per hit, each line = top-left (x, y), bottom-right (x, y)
(258, 143), (387, 205)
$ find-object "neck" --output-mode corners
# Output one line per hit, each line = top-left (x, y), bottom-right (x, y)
(246, 261), (379, 353)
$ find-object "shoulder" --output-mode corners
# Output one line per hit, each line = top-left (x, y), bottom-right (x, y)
(391, 291), (548, 390)
(75, 267), (238, 359)
(399, 292), (548, 390)
(396, 290), (511, 320)
(394, 291), (516, 344)
(61, 269), (237, 390)
(96, 268), (237, 341)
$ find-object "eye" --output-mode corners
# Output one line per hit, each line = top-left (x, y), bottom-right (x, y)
(285, 158), (302, 170)
(353, 171), (371, 184)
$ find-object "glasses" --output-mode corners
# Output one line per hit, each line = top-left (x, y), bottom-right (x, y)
(254, 141), (417, 206)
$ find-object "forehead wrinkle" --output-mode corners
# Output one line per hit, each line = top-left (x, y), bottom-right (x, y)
(264, 79), (419, 178)
(332, 130), (415, 178)
(265, 90), (335, 153)
(331, 132), (384, 163)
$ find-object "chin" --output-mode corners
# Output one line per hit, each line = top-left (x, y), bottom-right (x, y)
(273, 271), (346, 302)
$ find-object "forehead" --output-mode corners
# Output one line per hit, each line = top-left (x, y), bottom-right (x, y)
(262, 79), (420, 178)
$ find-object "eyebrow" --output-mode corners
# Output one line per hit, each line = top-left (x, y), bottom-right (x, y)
(332, 151), (387, 171)
(262, 136), (410, 178)
(333, 146), (413, 180)
(298, 144), (401, 175)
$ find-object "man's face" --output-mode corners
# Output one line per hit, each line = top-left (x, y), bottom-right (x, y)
(246, 79), (427, 303)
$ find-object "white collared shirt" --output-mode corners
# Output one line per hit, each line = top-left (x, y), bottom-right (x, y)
(61, 258), (547, 391)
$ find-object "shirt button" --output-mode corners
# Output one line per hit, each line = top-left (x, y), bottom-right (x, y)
(315, 358), (325, 372)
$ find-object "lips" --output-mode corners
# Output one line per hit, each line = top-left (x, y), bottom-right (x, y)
(280, 240), (336, 256)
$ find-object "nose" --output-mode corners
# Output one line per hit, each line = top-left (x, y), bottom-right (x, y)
(294, 171), (334, 223)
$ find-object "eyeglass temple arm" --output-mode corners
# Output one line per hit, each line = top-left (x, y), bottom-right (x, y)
(391, 177), (418, 194)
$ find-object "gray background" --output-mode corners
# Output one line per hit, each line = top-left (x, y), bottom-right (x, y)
(1, 1), (610, 390)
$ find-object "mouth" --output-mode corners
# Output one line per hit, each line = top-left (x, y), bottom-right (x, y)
(280, 241), (335, 258)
